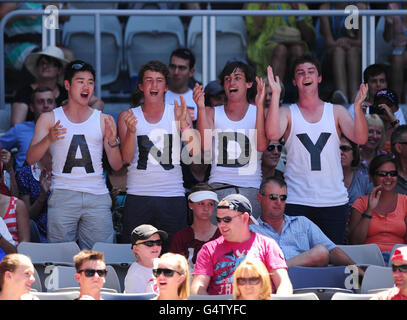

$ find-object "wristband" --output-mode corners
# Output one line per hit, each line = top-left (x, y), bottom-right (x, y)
(361, 212), (372, 219)
(181, 124), (192, 132)
(108, 137), (120, 148)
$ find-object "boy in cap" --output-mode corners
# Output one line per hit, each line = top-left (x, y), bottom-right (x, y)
(124, 224), (167, 294)
(191, 193), (292, 296)
(204, 80), (226, 108)
(372, 246), (407, 300)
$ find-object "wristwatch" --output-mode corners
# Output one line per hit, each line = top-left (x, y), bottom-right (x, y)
(108, 137), (120, 148)
(361, 212), (372, 219)
(391, 119), (400, 128)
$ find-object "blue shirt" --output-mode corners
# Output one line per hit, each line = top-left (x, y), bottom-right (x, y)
(249, 215), (336, 260)
(0, 121), (35, 168)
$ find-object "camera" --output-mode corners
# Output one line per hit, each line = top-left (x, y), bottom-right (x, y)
(369, 104), (385, 115)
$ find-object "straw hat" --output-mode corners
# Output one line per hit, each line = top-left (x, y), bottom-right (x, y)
(24, 46), (69, 82)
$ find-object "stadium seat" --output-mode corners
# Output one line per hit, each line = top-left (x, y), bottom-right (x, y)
(335, 244), (386, 267)
(360, 265), (394, 294)
(187, 16), (247, 82)
(331, 292), (375, 300)
(101, 291), (157, 300)
(188, 294), (233, 300)
(124, 15), (185, 79)
(62, 15), (123, 85)
(269, 292), (319, 300)
(30, 290), (80, 300)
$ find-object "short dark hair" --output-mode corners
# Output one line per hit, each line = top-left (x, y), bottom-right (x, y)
(219, 60), (256, 102)
(391, 124), (407, 156)
(74, 250), (105, 272)
(368, 154), (398, 179)
(259, 177), (287, 195)
(363, 63), (389, 83)
(64, 60), (95, 83)
(290, 53), (322, 80)
(137, 60), (169, 86)
(170, 48), (195, 69)
(30, 86), (54, 105)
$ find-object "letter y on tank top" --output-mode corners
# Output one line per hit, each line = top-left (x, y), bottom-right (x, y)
(296, 132), (331, 171)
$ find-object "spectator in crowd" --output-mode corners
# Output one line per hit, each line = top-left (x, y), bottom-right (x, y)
(263, 76), (285, 108)
(0, 253), (36, 300)
(245, 2), (315, 81)
(1, 86), (56, 169)
(124, 224), (167, 294)
(204, 80), (226, 108)
(359, 114), (387, 175)
(165, 48), (198, 121)
(340, 135), (373, 208)
(194, 60), (268, 219)
(118, 60), (198, 249)
(153, 252), (190, 300)
(261, 140), (285, 180)
(349, 154), (407, 265)
(315, 2), (365, 106)
(372, 246), (407, 300)
(191, 194), (292, 296)
(16, 150), (52, 243)
(26, 60), (122, 249)
(74, 250), (107, 300)
(369, 88), (401, 153)
(348, 64), (405, 125)
(266, 54), (368, 244)
(170, 183), (220, 267)
(0, 148), (19, 198)
(251, 177), (356, 267)
(232, 258), (272, 300)
(0, 218), (17, 261)
(392, 125), (407, 194)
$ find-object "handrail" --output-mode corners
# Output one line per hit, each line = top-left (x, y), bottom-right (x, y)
(1, 8), (407, 108)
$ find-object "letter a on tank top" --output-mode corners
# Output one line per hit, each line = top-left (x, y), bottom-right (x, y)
(62, 134), (95, 173)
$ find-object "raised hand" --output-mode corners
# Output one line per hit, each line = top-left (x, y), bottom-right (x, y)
(123, 110), (138, 134)
(267, 65), (281, 96)
(174, 95), (189, 128)
(48, 120), (66, 142)
(255, 76), (266, 108)
(104, 115), (118, 144)
(39, 169), (51, 193)
(354, 83), (368, 107)
(367, 185), (382, 212)
(192, 83), (205, 108)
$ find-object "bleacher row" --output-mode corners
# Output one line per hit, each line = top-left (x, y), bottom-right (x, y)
(18, 241), (403, 300)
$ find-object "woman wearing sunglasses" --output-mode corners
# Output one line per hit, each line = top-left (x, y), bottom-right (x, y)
(261, 141), (285, 180)
(153, 253), (190, 300)
(349, 154), (407, 264)
(233, 258), (271, 300)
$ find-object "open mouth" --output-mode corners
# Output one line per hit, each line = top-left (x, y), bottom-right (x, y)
(303, 81), (312, 86)
(229, 88), (238, 93)
(150, 90), (159, 96)
(80, 92), (89, 98)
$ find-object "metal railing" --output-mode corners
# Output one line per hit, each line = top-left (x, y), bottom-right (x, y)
(1, 7), (406, 109)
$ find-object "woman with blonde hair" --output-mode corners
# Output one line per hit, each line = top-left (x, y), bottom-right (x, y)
(233, 258), (272, 300)
(153, 253), (190, 300)
(0, 253), (36, 300)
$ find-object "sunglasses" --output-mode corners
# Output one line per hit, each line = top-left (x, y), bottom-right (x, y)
(266, 193), (287, 201)
(391, 264), (407, 273)
(137, 240), (162, 247)
(375, 170), (397, 177)
(216, 212), (244, 224)
(78, 269), (107, 277)
(71, 63), (85, 70)
(339, 145), (353, 152)
(153, 268), (181, 278)
(267, 144), (283, 152)
(236, 277), (261, 286)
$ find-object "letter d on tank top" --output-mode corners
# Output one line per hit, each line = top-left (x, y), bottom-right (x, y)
(296, 132), (331, 171)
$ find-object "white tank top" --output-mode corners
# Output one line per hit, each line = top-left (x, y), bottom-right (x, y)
(208, 105), (262, 188)
(49, 107), (108, 194)
(126, 104), (185, 196)
(284, 102), (348, 206)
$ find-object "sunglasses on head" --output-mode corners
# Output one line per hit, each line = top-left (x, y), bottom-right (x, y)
(215, 212), (244, 224)
(153, 268), (181, 278)
(78, 269), (107, 277)
(266, 193), (287, 201)
(137, 240), (162, 247)
(391, 264), (407, 273)
(375, 170), (397, 177)
(267, 144), (283, 152)
(236, 277), (261, 285)
(340, 145), (353, 152)
(71, 63), (85, 70)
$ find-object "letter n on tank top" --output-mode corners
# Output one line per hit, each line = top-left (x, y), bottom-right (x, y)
(136, 134), (174, 170)
(296, 132), (331, 171)
(62, 134), (95, 173)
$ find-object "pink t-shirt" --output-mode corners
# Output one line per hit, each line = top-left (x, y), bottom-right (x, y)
(193, 232), (287, 295)
(372, 287), (407, 300)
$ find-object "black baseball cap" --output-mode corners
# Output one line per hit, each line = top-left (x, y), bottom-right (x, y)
(131, 224), (168, 246)
(217, 194), (252, 215)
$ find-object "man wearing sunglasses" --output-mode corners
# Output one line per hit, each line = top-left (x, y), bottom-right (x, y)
(251, 177), (356, 268)
(26, 60), (122, 249)
(372, 246), (407, 300)
(74, 250), (107, 300)
(261, 140), (285, 180)
(124, 224), (167, 294)
(191, 193), (292, 296)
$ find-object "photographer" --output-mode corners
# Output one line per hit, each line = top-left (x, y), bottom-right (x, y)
(369, 88), (401, 153)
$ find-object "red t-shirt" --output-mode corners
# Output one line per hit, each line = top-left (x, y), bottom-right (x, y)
(373, 287), (407, 300)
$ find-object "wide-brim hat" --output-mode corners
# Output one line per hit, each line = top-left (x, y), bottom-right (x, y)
(24, 46), (69, 83)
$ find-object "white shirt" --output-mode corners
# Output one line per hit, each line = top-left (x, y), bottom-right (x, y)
(165, 89), (197, 120)
(124, 261), (156, 294)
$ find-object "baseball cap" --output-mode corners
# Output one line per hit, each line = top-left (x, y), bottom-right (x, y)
(131, 224), (168, 246)
(374, 88), (399, 106)
(391, 246), (407, 262)
(217, 193), (252, 215)
(204, 80), (224, 96)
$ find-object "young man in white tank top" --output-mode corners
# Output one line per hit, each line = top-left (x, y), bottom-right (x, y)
(26, 60), (122, 249)
(265, 54), (369, 244)
(118, 60), (198, 250)
(193, 60), (269, 219)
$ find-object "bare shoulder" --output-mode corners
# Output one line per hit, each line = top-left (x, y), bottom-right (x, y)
(36, 110), (55, 127)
